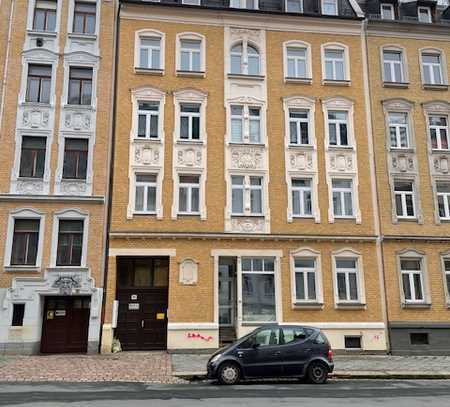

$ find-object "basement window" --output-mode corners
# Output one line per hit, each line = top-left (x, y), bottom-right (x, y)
(12, 304), (25, 327)
(344, 335), (361, 349)
(410, 332), (429, 345)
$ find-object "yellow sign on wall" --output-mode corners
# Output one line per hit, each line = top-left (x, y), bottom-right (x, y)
(156, 313), (165, 320)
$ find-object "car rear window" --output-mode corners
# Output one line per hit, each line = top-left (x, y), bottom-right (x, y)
(281, 327), (315, 344)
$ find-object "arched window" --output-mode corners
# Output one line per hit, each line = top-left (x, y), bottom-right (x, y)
(230, 41), (260, 76)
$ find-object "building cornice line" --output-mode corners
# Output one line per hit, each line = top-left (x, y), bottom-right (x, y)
(0, 194), (105, 204)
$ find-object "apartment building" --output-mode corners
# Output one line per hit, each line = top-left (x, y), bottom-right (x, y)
(360, 0), (450, 354)
(0, 0), (115, 354)
(101, 0), (389, 353)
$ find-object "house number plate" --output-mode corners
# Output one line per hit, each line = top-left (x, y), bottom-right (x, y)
(128, 303), (140, 310)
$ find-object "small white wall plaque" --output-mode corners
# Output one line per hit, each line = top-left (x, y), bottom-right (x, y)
(179, 258), (199, 285)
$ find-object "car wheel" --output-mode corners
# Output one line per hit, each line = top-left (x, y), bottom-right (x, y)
(217, 362), (241, 385)
(307, 362), (328, 384)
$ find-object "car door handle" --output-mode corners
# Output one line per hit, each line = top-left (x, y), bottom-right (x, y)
(237, 351), (244, 358)
(304, 348), (312, 352)
(274, 351), (281, 356)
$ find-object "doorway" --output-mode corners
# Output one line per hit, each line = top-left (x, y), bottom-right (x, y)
(219, 257), (237, 344)
(41, 296), (91, 353)
(116, 257), (169, 350)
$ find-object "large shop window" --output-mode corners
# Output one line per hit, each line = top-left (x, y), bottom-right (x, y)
(73, 1), (96, 35)
(33, 0), (57, 32)
(400, 258), (425, 303)
(26, 65), (52, 104)
(11, 219), (40, 266)
(56, 219), (84, 266)
(19, 136), (46, 178)
(241, 257), (276, 323)
(62, 138), (88, 180)
(68, 67), (93, 105)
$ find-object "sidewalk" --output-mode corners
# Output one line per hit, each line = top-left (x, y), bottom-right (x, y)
(171, 353), (450, 380)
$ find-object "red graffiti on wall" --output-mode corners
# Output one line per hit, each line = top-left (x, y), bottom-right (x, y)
(187, 332), (214, 342)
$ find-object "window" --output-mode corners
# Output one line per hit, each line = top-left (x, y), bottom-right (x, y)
(182, 0), (201, 4)
(294, 258), (317, 301)
(137, 101), (160, 139)
(418, 6), (432, 23)
(19, 136), (46, 178)
(444, 259), (450, 300)
(230, 0), (258, 10)
(332, 179), (354, 217)
(179, 39), (201, 72)
(241, 257), (275, 322)
(383, 50), (404, 83)
(322, 0), (337, 15)
(394, 180), (415, 219)
(180, 103), (201, 141)
(286, 0), (302, 12)
(292, 179), (312, 217)
(11, 304), (25, 327)
(328, 111), (349, 146)
(230, 105), (262, 144)
(26, 65), (51, 104)
(139, 36), (162, 70)
(335, 258), (359, 302)
(324, 48), (345, 81)
(178, 175), (200, 214)
(436, 182), (450, 219)
(135, 173), (157, 213)
(410, 332), (429, 345)
(400, 258), (424, 303)
(429, 115), (448, 150)
(56, 219), (84, 266)
(286, 47), (308, 79)
(388, 112), (409, 148)
(62, 138), (88, 180)
(281, 327), (313, 344)
(11, 219), (40, 266)
(344, 336), (361, 349)
(422, 53), (443, 85)
(33, 0), (57, 32)
(68, 67), (92, 105)
(73, 1), (96, 34)
(230, 42), (260, 76)
(289, 109), (309, 145)
(231, 175), (263, 216)
(380, 3), (394, 20)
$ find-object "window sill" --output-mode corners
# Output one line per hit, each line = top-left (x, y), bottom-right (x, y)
(335, 302), (366, 309)
(177, 213), (201, 217)
(383, 82), (410, 89)
(27, 30), (57, 37)
(20, 101), (52, 108)
(133, 212), (157, 216)
(431, 148), (450, 153)
(231, 214), (265, 218)
(228, 142), (265, 147)
(17, 176), (44, 181)
(395, 217), (418, 223)
(292, 215), (315, 220)
(177, 139), (204, 145)
(402, 302), (431, 309)
(134, 67), (164, 76)
(322, 79), (351, 87)
(423, 84), (449, 91)
(61, 178), (87, 182)
(389, 147), (415, 153)
(133, 137), (162, 144)
(334, 216), (357, 221)
(47, 266), (89, 272)
(68, 33), (97, 41)
(288, 144), (314, 149)
(327, 145), (354, 151)
(176, 70), (205, 78)
(227, 73), (265, 81)
(292, 302), (324, 309)
(63, 104), (94, 111)
(4, 266), (40, 273)
(284, 77), (312, 85)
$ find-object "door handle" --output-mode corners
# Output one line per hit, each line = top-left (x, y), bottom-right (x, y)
(141, 320), (144, 328)
(304, 348), (312, 352)
(274, 351), (281, 356)
(237, 351), (244, 358)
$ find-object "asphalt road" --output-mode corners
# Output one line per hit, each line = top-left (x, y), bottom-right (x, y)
(0, 379), (450, 407)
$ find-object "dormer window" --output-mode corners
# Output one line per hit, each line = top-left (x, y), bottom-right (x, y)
(230, 0), (258, 10)
(286, 0), (303, 13)
(380, 3), (395, 20)
(322, 0), (338, 16)
(418, 6), (432, 23)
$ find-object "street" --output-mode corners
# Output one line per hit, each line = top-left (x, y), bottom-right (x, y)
(1, 379), (450, 407)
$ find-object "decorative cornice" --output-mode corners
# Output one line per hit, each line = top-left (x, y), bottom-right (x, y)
(0, 194), (105, 203)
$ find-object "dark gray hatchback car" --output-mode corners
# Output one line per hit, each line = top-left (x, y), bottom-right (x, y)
(207, 325), (334, 385)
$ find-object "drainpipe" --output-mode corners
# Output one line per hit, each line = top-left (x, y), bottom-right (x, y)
(99, 0), (121, 353)
(361, 18), (392, 354)
(0, 0), (15, 138)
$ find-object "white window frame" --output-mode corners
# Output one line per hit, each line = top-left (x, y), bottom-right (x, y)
(230, 0), (259, 10)
(283, 40), (312, 83)
(229, 174), (265, 217)
(50, 208), (89, 268)
(380, 45), (409, 85)
(436, 181), (450, 220)
(291, 178), (314, 218)
(182, 0), (201, 5)
(227, 102), (265, 145)
(331, 178), (355, 219)
(321, 43), (350, 83)
(179, 103), (201, 141)
(327, 110), (350, 147)
(428, 114), (449, 150)
(177, 174), (201, 215)
(397, 250), (429, 306)
(382, 99), (415, 152)
(134, 29), (165, 72)
(393, 179), (416, 220)
(285, 0), (303, 13)
(441, 253), (450, 305)
(68, 0), (100, 37)
(136, 100), (161, 140)
(420, 49), (447, 86)
(4, 208), (45, 270)
(380, 3), (395, 20)
(382, 49), (405, 83)
(229, 40), (261, 76)
(134, 173), (158, 215)
(322, 0), (338, 15)
(27, 0), (62, 33)
(418, 6), (432, 23)
(388, 112), (410, 149)
(176, 32), (206, 74)
(332, 249), (366, 307)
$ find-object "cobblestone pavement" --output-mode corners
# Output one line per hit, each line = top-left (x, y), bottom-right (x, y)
(0, 352), (187, 383)
(171, 353), (450, 376)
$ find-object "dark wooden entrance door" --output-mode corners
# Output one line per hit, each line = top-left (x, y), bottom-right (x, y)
(116, 257), (169, 351)
(41, 296), (90, 353)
